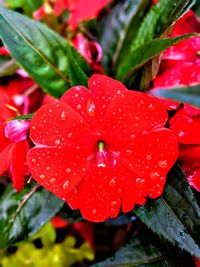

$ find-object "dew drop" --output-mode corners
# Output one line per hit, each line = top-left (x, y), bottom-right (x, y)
(67, 132), (72, 138)
(87, 99), (96, 117)
(55, 139), (61, 145)
(61, 111), (67, 120)
(135, 116), (140, 121)
(150, 171), (160, 179)
(46, 166), (50, 171)
(63, 180), (70, 189)
(126, 149), (132, 155)
(40, 174), (45, 179)
(178, 130), (185, 137)
(109, 177), (116, 187)
(66, 168), (71, 173)
(50, 178), (56, 184)
(130, 134), (135, 139)
(158, 160), (168, 168)
(77, 104), (82, 110)
(92, 209), (97, 215)
(146, 155), (152, 160)
(32, 158), (36, 163)
(111, 201), (117, 207)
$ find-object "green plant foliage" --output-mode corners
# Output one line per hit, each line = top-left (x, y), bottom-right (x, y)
(99, 0), (151, 73)
(92, 231), (195, 267)
(0, 183), (64, 249)
(115, 0), (197, 89)
(116, 34), (194, 82)
(0, 7), (90, 98)
(134, 165), (200, 258)
(151, 85), (200, 108)
(0, 223), (95, 267)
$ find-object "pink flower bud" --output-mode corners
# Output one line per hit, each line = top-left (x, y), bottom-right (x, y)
(5, 120), (30, 143)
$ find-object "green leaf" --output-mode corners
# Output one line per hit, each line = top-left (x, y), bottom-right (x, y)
(0, 183), (64, 249)
(9, 113), (34, 121)
(0, 7), (90, 98)
(134, 165), (200, 258)
(92, 231), (195, 267)
(116, 34), (195, 82)
(152, 85), (200, 108)
(131, 0), (196, 50)
(99, 0), (151, 73)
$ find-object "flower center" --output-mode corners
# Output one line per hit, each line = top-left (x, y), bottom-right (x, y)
(96, 141), (109, 168)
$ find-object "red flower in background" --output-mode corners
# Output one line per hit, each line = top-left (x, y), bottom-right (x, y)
(169, 107), (200, 191)
(72, 33), (103, 73)
(154, 11), (200, 90)
(0, 90), (30, 191)
(28, 74), (178, 222)
(34, 0), (111, 30)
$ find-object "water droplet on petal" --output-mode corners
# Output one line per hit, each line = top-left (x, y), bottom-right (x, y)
(63, 180), (70, 189)
(150, 171), (160, 179)
(55, 139), (61, 145)
(32, 158), (36, 163)
(77, 104), (82, 110)
(111, 201), (117, 207)
(67, 132), (72, 138)
(146, 155), (152, 160)
(40, 174), (45, 179)
(50, 178), (56, 183)
(66, 168), (71, 173)
(130, 134), (135, 139)
(92, 209), (97, 215)
(178, 130), (185, 137)
(46, 166), (50, 171)
(61, 111), (67, 120)
(126, 149), (132, 155)
(87, 99), (96, 117)
(158, 160), (168, 168)
(109, 177), (116, 187)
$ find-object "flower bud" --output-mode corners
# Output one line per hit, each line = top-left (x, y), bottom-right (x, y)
(5, 120), (30, 143)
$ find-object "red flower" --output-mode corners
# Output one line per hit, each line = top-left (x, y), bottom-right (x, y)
(72, 33), (103, 73)
(153, 11), (200, 90)
(65, 0), (111, 30)
(0, 91), (30, 191)
(27, 74), (178, 222)
(169, 107), (200, 191)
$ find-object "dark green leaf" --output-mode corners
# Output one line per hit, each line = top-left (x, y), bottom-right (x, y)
(131, 0), (196, 50)
(99, 0), (151, 73)
(0, 183), (64, 249)
(92, 231), (195, 267)
(152, 85), (200, 108)
(116, 34), (195, 82)
(0, 7), (90, 98)
(134, 165), (200, 258)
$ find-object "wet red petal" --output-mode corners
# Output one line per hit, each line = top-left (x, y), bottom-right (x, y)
(122, 129), (178, 181)
(179, 145), (200, 162)
(182, 162), (200, 192)
(184, 104), (200, 116)
(169, 109), (200, 144)
(27, 147), (93, 197)
(102, 91), (168, 148)
(154, 62), (200, 88)
(11, 141), (28, 192)
(0, 143), (15, 175)
(30, 102), (96, 150)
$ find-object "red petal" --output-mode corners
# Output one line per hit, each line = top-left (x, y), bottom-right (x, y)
(182, 161), (200, 192)
(121, 129), (178, 182)
(154, 62), (200, 88)
(0, 123), (9, 151)
(0, 143), (15, 175)
(67, 164), (150, 222)
(11, 141), (28, 191)
(27, 147), (93, 197)
(169, 109), (200, 144)
(184, 104), (200, 116)
(179, 145), (200, 162)
(30, 102), (96, 150)
(102, 91), (168, 148)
